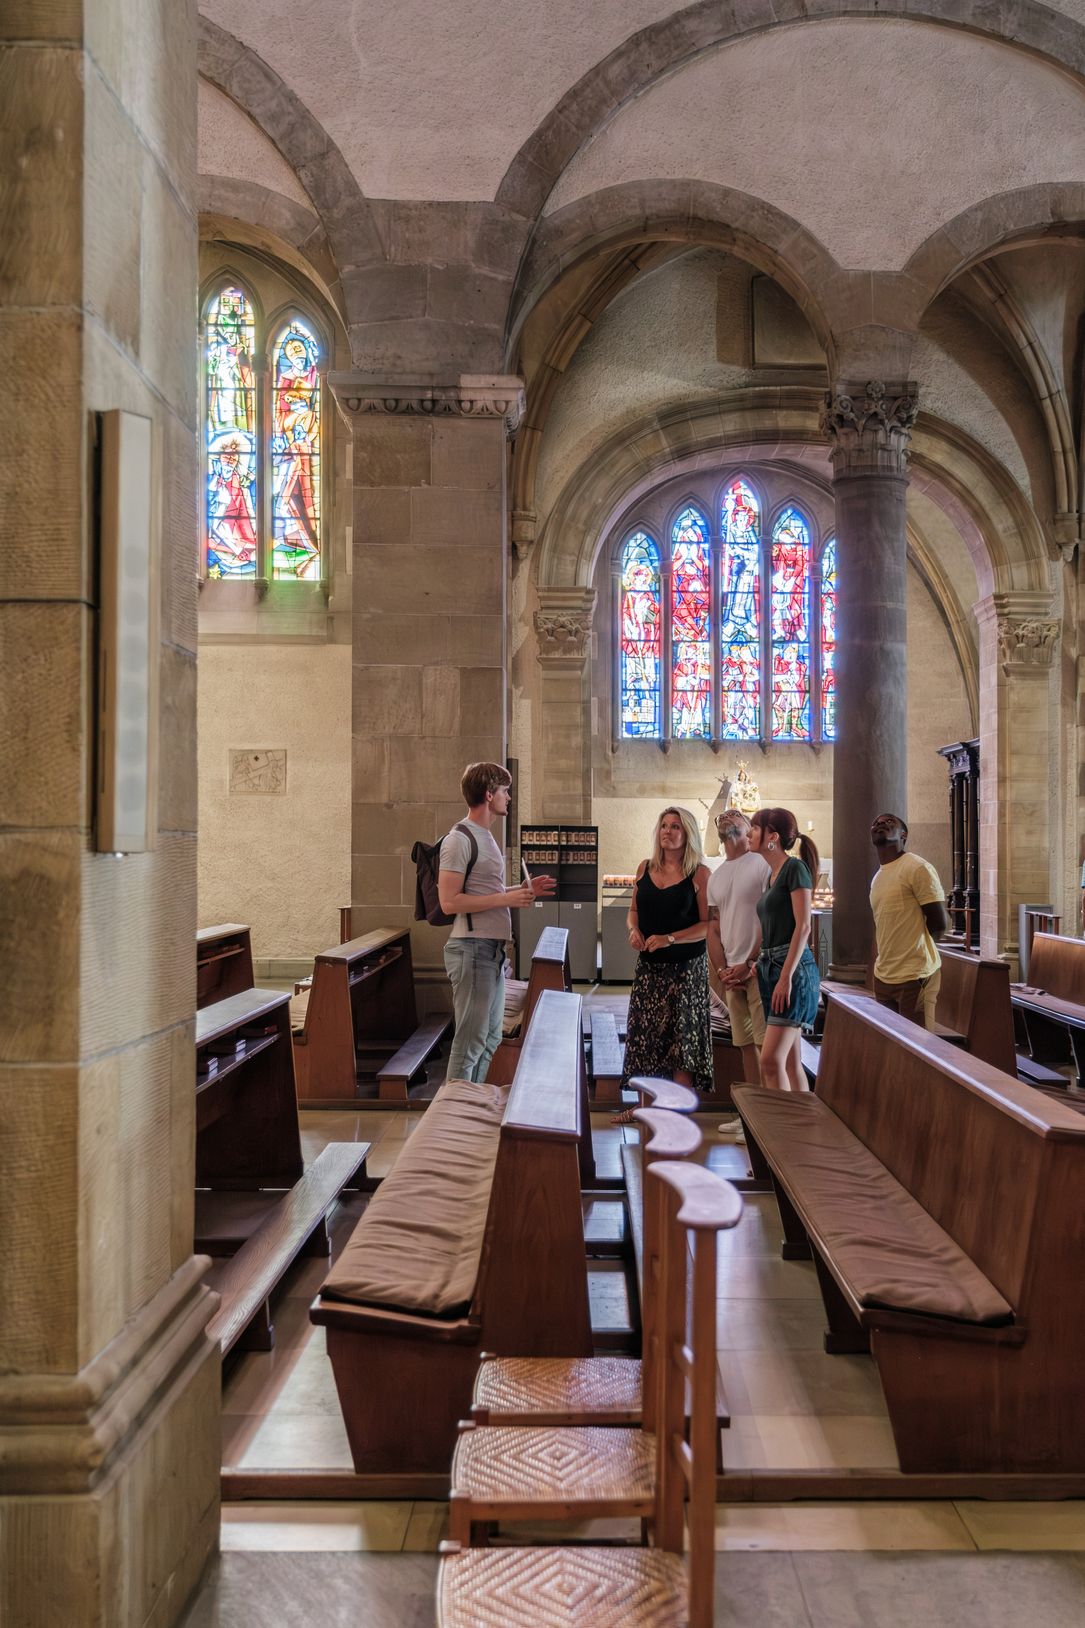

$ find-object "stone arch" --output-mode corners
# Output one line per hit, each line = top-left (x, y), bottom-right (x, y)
(197, 18), (384, 306)
(508, 181), (839, 362)
(198, 177), (344, 321)
(497, 1), (1085, 226)
(904, 182), (1085, 312)
(534, 390), (1049, 601)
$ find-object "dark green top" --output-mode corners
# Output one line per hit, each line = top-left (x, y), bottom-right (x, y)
(755, 856), (812, 951)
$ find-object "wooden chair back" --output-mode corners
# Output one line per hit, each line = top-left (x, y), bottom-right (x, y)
(646, 1162), (743, 1628)
(628, 1075), (700, 1113)
(817, 992), (1085, 1318)
(632, 1109), (702, 1436)
(1028, 933), (1085, 1004)
(936, 946), (1016, 1073)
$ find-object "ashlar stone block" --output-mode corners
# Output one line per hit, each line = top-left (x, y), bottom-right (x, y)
(0, 602), (89, 830)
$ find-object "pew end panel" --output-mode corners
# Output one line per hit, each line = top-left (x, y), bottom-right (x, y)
(293, 928), (420, 1104)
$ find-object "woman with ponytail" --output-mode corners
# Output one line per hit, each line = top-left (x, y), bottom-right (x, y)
(746, 807), (820, 1091)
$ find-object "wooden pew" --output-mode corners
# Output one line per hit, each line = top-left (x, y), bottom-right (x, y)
(196, 923), (253, 1009)
(196, 988), (368, 1354)
(588, 1009), (623, 1104)
(310, 989), (596, 1474)
(1012, 931), (1085, 1085)
(734, 992), (1085, 1475)
(292, 927), (449, 1107)
(808, 946), (1016, 1080)
(485, 926), (570, 1086)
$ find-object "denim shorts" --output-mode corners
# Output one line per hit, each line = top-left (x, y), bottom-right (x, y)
(757, 945), (820, 1030)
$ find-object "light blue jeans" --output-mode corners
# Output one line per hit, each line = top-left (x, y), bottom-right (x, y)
(443, 937), (506, 1083)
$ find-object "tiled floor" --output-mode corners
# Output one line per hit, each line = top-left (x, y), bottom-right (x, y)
(184, 1074), (1085, 1625)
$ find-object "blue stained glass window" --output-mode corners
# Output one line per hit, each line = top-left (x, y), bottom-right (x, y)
(820, 536), (836, 741)
(671, 505), (712, 738)
(720, 478), (761, 740)
(770, 506), (812, 741)
(205, 285), (258, 579)
(620, 531), (662, 737)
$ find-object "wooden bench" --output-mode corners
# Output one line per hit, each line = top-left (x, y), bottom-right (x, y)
(196, 923), (253, 1009)
(734, 991), (1085, 1475)
(485, 926), (571, 1086)
(311, 989), (597, 1473)
(808, 946), (1016, 1079)
(196, 988), (368, 1354)
(1012, 931), (1085, 1085)
(293, 927), (445, 1107)
(588, 1009), (624, 1104)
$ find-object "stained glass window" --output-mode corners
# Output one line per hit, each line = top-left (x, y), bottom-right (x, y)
(770, 507), (812, 741)
(720, 478), (761, 740)
(670, 506), (711, 738)
(619, 531), (662, 737)
(820, 536), (836, 741)
(205, 286), (258, 579)
(270, 317), (322, 580)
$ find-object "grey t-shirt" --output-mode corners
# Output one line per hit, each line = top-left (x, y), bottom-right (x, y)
(439, 824), (512, 941)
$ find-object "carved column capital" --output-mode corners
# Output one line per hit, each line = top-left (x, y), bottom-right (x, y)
(511, 508), (537, 561)
(330, 372), (525, 437)
(820, 378), (919, 477)
(534, 588), (596, 668)
(973, 592), (1059, 673)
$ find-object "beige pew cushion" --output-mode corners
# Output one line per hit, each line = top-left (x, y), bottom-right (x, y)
(322, 1077), (507, 1317)
(732, 1084), (1013, 1327)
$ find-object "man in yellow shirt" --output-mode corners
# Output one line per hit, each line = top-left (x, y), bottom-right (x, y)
(869, 813), (949, 1029)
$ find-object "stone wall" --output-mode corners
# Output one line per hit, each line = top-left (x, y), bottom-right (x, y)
(1, 4), (219, 1627)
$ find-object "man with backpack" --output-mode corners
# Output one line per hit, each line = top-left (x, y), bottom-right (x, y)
(436, 762), (555, 1082)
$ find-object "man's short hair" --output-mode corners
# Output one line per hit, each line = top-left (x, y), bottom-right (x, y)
(717, 811), (750, 837)
(461, 761), (512, 807)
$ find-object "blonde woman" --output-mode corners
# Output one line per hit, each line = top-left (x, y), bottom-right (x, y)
(616, 807), (713, 1121)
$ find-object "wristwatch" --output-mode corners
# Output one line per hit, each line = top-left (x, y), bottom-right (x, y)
(667, 934), (676, 945)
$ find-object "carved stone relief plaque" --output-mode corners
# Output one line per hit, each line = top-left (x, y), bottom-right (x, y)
(229, 749), (287, 794)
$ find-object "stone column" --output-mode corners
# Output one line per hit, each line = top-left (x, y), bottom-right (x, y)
(821, 380), (918, 977)
(335, 376), (523, 1001)
(1, 4), (219, 1625)
(534, 588), (596, 821)
(973, 595), (1059, 962)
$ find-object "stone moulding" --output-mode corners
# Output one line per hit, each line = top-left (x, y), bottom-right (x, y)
(821, 379), (919, 476)
(330, 373), (526, 436)
(0, 1257), (216, 1495)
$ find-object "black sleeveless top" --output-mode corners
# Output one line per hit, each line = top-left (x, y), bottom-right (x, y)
(635, 869), (705, 964)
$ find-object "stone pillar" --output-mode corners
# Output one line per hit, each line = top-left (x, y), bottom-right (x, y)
(336, 377), (524, 996)
(820, 380), (918, 977)
(534, 588), (596, 821)
(1, 5), (219, 1626)
(973, 595), (1059, 962)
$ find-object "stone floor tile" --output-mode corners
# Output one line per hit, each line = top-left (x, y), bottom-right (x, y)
(954, 1500), (1085, 1550)
(220, 1501), (412, 1552)
(729, 1347), (886, 1416)
(180, 1552), (438, 1628)
(221, 1407), (354, 1471)
(792, 1551), (1085, 1627)
(722, 1412), (898, 1471)
(714, 1502), (975, 1552)
(402, 1503), (449, 1552)
(713, 1552), (813, 1627)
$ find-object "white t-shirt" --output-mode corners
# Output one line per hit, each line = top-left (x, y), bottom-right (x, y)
(706, 851), (771, 965)
(439, 824), (511, 941)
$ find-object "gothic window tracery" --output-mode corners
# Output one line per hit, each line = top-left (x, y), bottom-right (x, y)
(202, 280), (325, 582)
(614, 476), (836, 746)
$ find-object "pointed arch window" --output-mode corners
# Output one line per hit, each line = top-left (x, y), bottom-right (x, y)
(202, 281), (326, 583)
(612, 480), (836, 747)
(619, 531), (662, 737)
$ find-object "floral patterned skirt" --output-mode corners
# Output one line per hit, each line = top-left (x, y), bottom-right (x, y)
(621, 952), (714, 1094)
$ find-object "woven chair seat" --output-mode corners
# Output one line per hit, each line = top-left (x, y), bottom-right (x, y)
(451, 1425), (656, 1513)
(438, 1544), (687, 1628)
(473, 1356), (642, 1425)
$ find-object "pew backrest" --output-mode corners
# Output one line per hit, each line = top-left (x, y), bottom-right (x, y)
(196, 922), (254, 1009)
(293, 927), (418, 1100)
(817, 992), (1085, 1318)
(1028, 933), (1085, 1005)
(936, 946), (1016, 1073)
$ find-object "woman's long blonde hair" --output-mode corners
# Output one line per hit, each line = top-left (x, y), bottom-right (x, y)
(650, 806), (705, 879)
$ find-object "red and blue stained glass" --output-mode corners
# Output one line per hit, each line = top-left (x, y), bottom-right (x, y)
(771, 506), (811, 740)
(271, 317), (321, 580)
(620, 531), (662, 737)
(720, 478), (761, 739)
(205, 286), (257, 578)
(671, 506), (712, 738)
(820, 536), (837, 740)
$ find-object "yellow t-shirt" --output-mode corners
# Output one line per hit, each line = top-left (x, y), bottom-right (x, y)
(870, 852), (945, 984)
